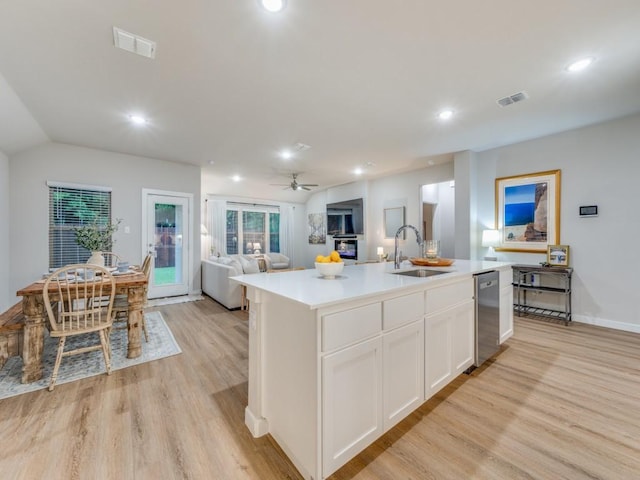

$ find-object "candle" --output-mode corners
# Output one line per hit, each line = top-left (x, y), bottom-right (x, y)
(377, 247), (384, 256)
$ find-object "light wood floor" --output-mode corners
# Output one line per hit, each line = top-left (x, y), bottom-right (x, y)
(1, 297), (639, 479)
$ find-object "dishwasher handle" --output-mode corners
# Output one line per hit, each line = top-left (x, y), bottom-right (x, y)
(479, 279), (498, 289)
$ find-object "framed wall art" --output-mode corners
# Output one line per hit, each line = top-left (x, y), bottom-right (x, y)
(308, 213), (326, 244)
(495, 169), (561, 253)
(547, 244), (570, 267)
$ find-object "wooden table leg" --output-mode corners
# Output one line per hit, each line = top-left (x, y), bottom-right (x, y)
(21, 295), (46, 383)
(126, 286), (145, 359)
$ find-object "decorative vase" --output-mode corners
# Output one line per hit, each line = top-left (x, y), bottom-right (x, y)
(87, 251), (105, 266)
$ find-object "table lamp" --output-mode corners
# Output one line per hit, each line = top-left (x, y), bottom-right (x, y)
(481, 229), (500, 261)
(253, 242), (262, 254)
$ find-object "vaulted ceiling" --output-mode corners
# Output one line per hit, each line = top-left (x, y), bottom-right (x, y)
(1, 1), (639, 201)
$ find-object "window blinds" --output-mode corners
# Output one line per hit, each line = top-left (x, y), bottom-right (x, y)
(48, 183), (112, 268)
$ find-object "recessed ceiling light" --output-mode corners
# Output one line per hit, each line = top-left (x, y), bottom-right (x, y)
(438, 109), (454, 121)
(566, 57), (594, 72)
(128, 114), (147, 125)
(280, 150), (293, 160)
(208, 160), (215, 165)
(260, 0), (286, 13)
(353, 167), (363, 175)
(232, 175), (241, 182)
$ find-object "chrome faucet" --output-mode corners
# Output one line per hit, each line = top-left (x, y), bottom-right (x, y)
(394, 224), (423, 269)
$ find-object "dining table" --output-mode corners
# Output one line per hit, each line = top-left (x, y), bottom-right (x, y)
(16, 268), (148, 384)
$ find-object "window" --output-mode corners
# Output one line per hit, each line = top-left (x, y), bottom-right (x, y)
(225, 203), (280, 255)
(48, 182), (112, 268)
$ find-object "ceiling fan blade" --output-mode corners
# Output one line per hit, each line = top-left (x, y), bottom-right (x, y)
(300, 186), (311, 191)
(299, 184), (319, 187)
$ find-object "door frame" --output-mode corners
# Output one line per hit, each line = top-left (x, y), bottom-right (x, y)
(141, 188), (194, 299)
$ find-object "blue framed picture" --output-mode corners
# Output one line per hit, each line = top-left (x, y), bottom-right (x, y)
(495, 170), (561, 253)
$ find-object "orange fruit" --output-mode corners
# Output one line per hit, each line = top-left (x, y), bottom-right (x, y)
(315, 255), (325, 263)
(330, 251), (341, 262)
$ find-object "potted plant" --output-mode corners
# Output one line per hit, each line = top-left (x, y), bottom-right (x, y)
(74, 218), (122, 265)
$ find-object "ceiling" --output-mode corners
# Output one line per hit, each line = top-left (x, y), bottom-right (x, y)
(1, 1), (640, 202)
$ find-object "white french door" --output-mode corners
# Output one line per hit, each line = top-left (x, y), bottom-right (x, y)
(143, 190), (192, 299)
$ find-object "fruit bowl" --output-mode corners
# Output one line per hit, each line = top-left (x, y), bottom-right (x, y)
(315, 261), (344, 279)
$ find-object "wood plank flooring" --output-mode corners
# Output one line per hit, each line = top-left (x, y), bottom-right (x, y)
(1, 297), (639, 479)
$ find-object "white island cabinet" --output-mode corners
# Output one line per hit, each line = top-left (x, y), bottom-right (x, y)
(425, 278), (475, 398)
(232, 260), (512, 480)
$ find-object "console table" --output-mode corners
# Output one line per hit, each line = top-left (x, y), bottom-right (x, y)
(511, 264), (573, 325)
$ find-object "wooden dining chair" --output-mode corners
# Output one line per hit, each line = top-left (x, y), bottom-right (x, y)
(111, 253), (152, 342)
(102, 252), (122, 268)
(42, 264), (115, 391)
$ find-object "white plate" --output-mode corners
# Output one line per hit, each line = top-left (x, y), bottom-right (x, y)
(112, 269), (135, 276)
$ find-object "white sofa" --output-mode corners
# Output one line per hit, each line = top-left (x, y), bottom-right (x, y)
(201, 253), (290, 309)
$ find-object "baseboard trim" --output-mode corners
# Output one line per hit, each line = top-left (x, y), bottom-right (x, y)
(245, 406), (269, 438)
(573, 314), (640, 334)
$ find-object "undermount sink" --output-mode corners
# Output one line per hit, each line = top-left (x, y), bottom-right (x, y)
(391, 269), (447, 278)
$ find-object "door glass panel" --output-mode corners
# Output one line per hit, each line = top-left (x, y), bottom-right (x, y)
(154, 203), (183, 286)
(242, 211), (265, 254)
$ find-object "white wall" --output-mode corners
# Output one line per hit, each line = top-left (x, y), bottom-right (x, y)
(0, 150), (10, 311)
(474, 113), (640, 332)
(9, 142), (202, 298)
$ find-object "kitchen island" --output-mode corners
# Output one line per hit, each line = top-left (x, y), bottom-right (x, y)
(231, 260), (513, 480)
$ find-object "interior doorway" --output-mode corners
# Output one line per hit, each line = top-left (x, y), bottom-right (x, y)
(422, 203), (436, 241)
(420, 181), (455, 258)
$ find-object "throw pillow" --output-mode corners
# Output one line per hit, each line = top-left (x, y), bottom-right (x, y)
(239, 256), (260, 274)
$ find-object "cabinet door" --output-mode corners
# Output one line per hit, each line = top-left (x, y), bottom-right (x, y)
(425, 300), (474, 399)
(451, 299), (475, 375)
(322, 336), (383, 477)
(383, 320), (424, 431)
(425, 309), (452, 399)
(500, 286), (514, 343)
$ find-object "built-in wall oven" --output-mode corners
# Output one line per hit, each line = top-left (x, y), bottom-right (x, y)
(334, 236), (358, 260)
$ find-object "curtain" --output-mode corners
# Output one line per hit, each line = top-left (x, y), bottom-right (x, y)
(280, 204), (295, 264)
(207, 197), (227, 257)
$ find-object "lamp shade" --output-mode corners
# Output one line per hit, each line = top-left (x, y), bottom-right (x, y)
(253, 243), (262, 252)
(482, 229), (500, 247)
(377, 247), (384, 255)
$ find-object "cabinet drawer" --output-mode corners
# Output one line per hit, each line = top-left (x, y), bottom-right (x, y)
(425, 278), (473, 314)
(322, 303), (382, 352)
(383, 291), (424, 331)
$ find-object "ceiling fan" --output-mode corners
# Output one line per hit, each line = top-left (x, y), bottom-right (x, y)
(271, 173), (319, 191)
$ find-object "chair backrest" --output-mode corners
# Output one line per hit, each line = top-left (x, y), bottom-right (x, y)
(43, 264), (116, 333)
(141, 253), (153, 278)
(102, 252), (122, 268)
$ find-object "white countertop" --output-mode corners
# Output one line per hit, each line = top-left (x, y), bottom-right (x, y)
(230, 259), (512, 310)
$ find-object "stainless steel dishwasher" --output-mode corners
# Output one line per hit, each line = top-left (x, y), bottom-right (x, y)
(472, 270), (500, 369)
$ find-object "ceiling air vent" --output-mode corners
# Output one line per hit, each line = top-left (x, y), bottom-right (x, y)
(113, 27), (156, 59)
(497, 91), (529, 107)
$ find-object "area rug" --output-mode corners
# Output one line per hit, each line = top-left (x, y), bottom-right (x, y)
(0, 311), (181, 400)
